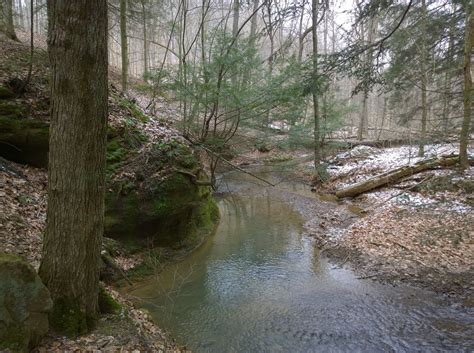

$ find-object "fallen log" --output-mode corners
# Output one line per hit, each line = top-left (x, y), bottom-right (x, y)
(335, 155), (462, 198)
(324, 138), (416, 149)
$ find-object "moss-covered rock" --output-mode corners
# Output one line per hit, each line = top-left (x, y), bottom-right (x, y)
(105, 140), (219, 249)
(98, 287), (121, 314)
(0, 253), (53, 352)
(0, 113), (49, 168)
(0, 86), (15, 99)
(0, 101), (28, 119)
(48, 297), (91, 337)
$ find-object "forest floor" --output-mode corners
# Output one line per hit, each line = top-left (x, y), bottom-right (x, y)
(317, 143), (473, 304)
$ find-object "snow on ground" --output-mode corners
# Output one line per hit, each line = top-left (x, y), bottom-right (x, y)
(328, 143), (463, 186)
(318, 142), (474, 280)
(323, 143), (474, 214)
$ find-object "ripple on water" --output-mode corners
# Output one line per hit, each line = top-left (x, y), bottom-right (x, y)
(129, 175), (474, 353)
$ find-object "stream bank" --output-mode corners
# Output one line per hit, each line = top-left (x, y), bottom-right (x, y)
(227, 144), (473, 305)
(128, 169), (474, 352)
(0, 35), (216, 351)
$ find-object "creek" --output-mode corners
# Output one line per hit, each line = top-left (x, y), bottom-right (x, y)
(128, 168), (474, 353)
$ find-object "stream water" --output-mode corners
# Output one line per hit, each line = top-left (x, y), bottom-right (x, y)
(128, 170), (474, 353)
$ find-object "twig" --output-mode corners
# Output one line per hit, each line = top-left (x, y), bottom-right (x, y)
(195, 143), (276, 187)
(356, 273), (382, 279)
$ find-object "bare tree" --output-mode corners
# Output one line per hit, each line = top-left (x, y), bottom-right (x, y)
(120, 0), (129, 92)
(460, 1), (473, 169)
(312, 0), (321, 168)
(418, 0), (428, 156)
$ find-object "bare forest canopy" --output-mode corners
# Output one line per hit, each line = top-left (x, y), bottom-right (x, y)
(4, 0), (472, 172)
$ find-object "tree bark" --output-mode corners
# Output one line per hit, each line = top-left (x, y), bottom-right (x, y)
(312, 0), (320, 168)
(297, 0), (307, 63)
(460, 1), (473, 169)
(232, 0), (239, 37)
(39, 0), (108, 336)
(442, 4), (456, 134)
(141, 0), (148, 77)
(249, 0), (259, 46)
(335, 155), (463, 198)
(120, 0), (128, 92)
(357, 16), (377, 141)
(1, 0), (19, 40)
(418, 0), (428, 157)
(264, 0), (274, 130)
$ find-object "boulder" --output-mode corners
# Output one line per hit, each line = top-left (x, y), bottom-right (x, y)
(0, 253), (53, 352)
(0, 101), (49, 168)
(105, 141), (219, 249)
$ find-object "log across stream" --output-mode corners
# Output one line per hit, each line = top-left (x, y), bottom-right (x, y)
(127, 169), (474, 353)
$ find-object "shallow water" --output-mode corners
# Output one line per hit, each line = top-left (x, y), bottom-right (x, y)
(129, 172), (474, 353)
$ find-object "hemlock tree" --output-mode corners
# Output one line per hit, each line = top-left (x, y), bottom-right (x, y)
(39, 0), (108, 336)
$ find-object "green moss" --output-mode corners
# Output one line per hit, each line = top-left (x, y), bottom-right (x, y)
(0, 85), (15, 99)
(152, 140), (199, 170)
(106, 137), (128, 179)
(0, 101), (28, 119)
(49, 298), (90, 337)
(106, 125), (147, 181)
(119, 98), (149, 123)
(98, 287), (121, 314)
(0, 323), (29, 352)
(105, 172), (219, 249)
(105, 134), (219, 250)
(150, 174), (195, 217)
(0, 116), (49, 167)
(0, 253), (36, 282)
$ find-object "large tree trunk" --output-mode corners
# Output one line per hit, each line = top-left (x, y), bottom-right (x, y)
(312, 0), (320, 168)
(39, 0), (108, 336)
(242, 0), (259, 87)
(357, 16), (377, 141)
(460, 1), (473, 169)
(1, 0), (19, 40)
(335, 155), (461, 198)
(297, 0), (307, 63)
(418, 0), (428, 157)
(120, 0), (128, 92)
(249, 0), (258, 46)
(442, 4), (456, 134)
(264, 0), (274, 131)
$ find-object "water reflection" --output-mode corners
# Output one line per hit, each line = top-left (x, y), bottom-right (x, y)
(129, 178), (474, 353)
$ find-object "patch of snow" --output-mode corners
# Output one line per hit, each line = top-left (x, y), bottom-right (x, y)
(330, 144), (467, 183)
(326, 227), (350, 240)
